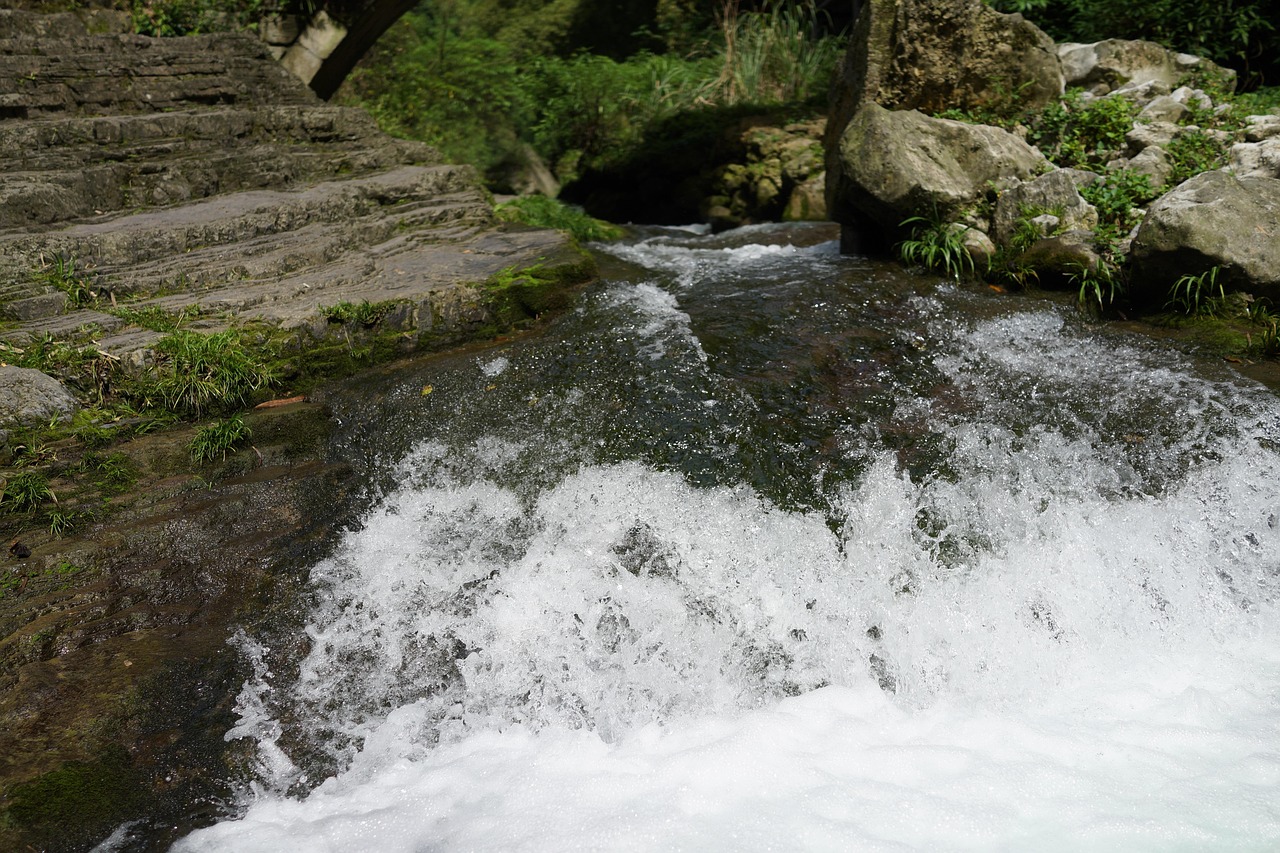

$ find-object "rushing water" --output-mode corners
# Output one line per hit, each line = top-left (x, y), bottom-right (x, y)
(175, 223), (1280, 851)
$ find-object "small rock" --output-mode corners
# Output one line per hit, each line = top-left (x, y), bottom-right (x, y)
(0, 366), (79, 431)
(1229, 140), (1280, 180)
(1128, 145), (1174, 188)
(1140, 96), (1191, 124)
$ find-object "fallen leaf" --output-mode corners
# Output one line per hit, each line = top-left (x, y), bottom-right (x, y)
(254, 395), (307, 409)
(421, 385), (434, 396)
(988, 285), (1005, 293)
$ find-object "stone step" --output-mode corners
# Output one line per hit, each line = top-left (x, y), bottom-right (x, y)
(0, 106), (440, 227)
(4, 164), (488, 269)
(0, 138), (439, 229)
(0, 105), (419, 167)
(0, 31), (314, 120)
(0, 166), (492, 322)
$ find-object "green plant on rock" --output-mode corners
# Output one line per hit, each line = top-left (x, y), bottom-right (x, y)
(1027, 90), (1138, 169)
(1079, 168), (1155, 246)
(1069, 260), (1125, 316)
(190, 414), (251, 463)
(1167, 266), (1226, 316)
(36, 253), (98, 308)
(1164, 131), (1229, 187)
(898, 214), (976, 280)
(320, 300), (393, 327)
(1, 471), (56, 514)
(494, 196), (623, 242)
(141, 330), (275, 416)
(108, 304), (192, 333)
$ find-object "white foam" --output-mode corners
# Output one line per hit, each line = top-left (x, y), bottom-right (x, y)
(180, 427), (1280, 850)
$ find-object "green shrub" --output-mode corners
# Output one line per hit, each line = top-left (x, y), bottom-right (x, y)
(130, 0), (264, 37)
(1, 472), (56, 513)
(1164, 131), (1229, 187)
(320, 300), (393, 327)
(1167, 266), (1225, 316)
(1027, 90), (1138, 169)
(1079, 168), (1155, 246)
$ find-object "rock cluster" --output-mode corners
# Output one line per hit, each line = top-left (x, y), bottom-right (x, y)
(824, 0), (1280, 304)
(706, 119), (827, 229)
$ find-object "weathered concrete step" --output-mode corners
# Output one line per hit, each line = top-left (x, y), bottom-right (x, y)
(0, 165), (490, 285)
(0, 32), (314, 120)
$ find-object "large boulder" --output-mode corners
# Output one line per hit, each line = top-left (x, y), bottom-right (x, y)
(825, 0), (1062, 249)
(1129, 171), (1280, 304)
(1057, 39), (1235, 96)
(832, 103), (1047, 247)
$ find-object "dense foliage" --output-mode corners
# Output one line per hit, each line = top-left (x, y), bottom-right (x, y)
(336, 0), (843, 187)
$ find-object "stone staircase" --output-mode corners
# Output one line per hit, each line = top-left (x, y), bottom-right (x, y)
(0, 9), (585, 365)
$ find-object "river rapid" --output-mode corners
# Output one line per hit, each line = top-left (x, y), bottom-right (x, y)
(173, 222), (1280, 851)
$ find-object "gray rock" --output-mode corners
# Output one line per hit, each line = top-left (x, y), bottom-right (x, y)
(1109, 79), (1171, 106)
(1230, 140), (1280, 179)
(1057, 39), (1235, 95)
(1126, 121), (1180, 155)
(833, 104), (1048, 235)
(783, 173), (827, 222)
(1244, 115), (1280, 143)
(1128, 145), (1174, 188)
(1140, 96), (1191, 124)
(993, 168), (1098, 247)
(0, 366), (79, 432)
(1170, 86), (1213, 110)
(1019, 231), (1102, 286)
(1130, 171), (1280, 303)
(949, 223), (997, 268)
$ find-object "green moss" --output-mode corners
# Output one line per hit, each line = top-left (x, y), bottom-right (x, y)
(1, 745), (145, 847)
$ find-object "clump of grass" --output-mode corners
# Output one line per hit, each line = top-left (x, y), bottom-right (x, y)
(320, 300), (393, 327)
(495, 196), (623, 243)
(1, 471), (56, 513)
(109, 305), (192, 333)
(1167, 266), (1225, 316)
(1069, 261), (1125, 316)
(141, 331), (275, 416)
(897, 214), (975, 280)
(190, 414), (251, 463)
(35, 253), (98, 308)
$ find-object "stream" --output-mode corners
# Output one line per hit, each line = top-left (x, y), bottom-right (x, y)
(173, 222), (1280, 850)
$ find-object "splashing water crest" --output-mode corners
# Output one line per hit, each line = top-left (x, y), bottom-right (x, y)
(176, 224), (1280, 851)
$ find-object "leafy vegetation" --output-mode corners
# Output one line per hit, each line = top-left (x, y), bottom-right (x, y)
(338, 1), (843, 186)
(138, 330), (276, 416)
(1069, 260), (1125, 316)
(130, 0), (265, 37)
(1026, 90), (1139, 169)
(1078, 169), (1154, 247)
(1167, 267), (1226, 316)
(495, 196), (624, 242)
(190, 414), (251, 463)
(897, 214), (976, 281)
(1, 471), (56, 514)
(35, 253), (98, 308)
(320, 300), (394, 327)
(1164, 131), (1230, 187)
